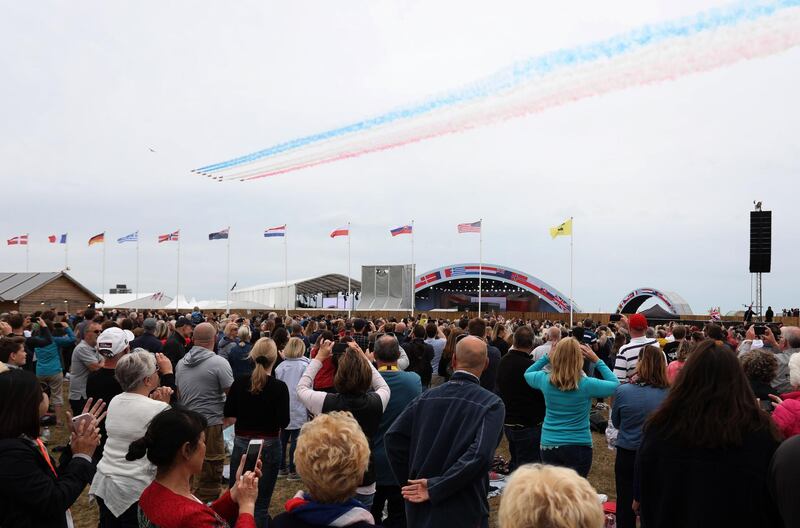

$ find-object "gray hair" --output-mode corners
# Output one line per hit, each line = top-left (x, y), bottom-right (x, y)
(155, 320), (169, 340)
(114, 350), (157, 392)
(783, 326), (800, 349)
(374, 334), (400, 363)
(238, 324), (252, 343)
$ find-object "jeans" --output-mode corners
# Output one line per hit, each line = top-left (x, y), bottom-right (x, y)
(615, 447), (637, 528)
(279, 429), (300, 472)
(97, 497), (138, 528)
(353, 491), (374, 510)
(370, 485), (406, 528)
(540, 445), (593, 477)
(503, 424), (542, 472)
(230, 436), (281, 528)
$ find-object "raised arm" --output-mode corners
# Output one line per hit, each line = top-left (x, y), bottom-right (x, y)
(523, 355), (550, 390)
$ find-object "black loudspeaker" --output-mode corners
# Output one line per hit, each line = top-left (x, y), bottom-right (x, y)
(750, 211), (772, 273)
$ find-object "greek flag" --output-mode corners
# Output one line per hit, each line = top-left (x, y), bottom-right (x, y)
(117, 231), (138, 243)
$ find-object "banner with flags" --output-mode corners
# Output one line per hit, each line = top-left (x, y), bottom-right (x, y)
(457, 221), (481, 233)
(88, 233), (105, 246)
(158, 230), (180, 243)
(264, 225), (286, 238)
(7, 234), (28, 246)
(330, 226), (349, 238)
(549, 218), (573, 239)
(150, 292), (165, 301)
(117, 232), (138, 244)
(48, 234), (67, 244)
(390, 225), (413, 237)
(209, 228), (229, 240)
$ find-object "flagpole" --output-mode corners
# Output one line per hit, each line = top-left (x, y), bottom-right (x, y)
(101, 235), (106, 305)
(26, 234), (30, 272)
(176, 232), (181, 313)
(284, 226), (289, 317)
(64, 235), (69, 271)
(135, 233), (140, 300)
(478, 219), (483, 318)
(411, 220), (415, 318)
(347, 221), (352, 318)
(569, 216), (574, 328)
(226, 227), (231, 316)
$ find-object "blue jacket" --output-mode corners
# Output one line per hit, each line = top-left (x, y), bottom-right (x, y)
(373, 369), (421, 485)
(35, 327), (75, 377)
(227, 342), (254, 379)
(611, 383), (668, 450)
(385, 371), (505, 528)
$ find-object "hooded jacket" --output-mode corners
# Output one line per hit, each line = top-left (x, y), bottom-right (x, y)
(176, 346), (234, 427)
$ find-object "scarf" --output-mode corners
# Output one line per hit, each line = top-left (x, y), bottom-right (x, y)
(284, 491), (374, 527)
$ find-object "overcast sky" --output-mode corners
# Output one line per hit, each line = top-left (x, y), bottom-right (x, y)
(2, 1), (799, 313)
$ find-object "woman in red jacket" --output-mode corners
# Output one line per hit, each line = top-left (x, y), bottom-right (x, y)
(127, 407), (260, 528)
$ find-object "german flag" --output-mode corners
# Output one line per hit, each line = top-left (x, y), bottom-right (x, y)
(88, 232), (105, 246)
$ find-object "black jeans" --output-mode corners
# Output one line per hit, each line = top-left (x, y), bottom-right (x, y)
(503, 424), (542, 472)
(279, 429), (300, 472)
(97, 496), (138, 528)
(69, 398), (86, 417)
(615, 447), (637, 528)
(370, 485), (406, 528)
(540, 445), (593, 477)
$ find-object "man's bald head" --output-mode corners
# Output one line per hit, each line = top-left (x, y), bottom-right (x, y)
(395, 322), (407, 334)
(547, 326), (561, 343)
(455, 336), (488, 374)
(782, 326), (800, 349)
(193, 322), (216, 348)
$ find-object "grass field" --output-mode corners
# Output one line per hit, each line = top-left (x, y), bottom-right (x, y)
(50, 389), (616, 528)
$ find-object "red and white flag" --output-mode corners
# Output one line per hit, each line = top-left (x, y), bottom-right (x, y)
(457, 221), (481, 233)
(330, 227), (349, 238)
(158, 230), (180, 243)
(7, 234), (28, 246)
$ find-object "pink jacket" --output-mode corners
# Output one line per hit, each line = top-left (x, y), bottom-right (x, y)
(773, 391), (800, 439)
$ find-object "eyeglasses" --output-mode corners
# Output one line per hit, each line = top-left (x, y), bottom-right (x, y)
(87, 330), (100, 334)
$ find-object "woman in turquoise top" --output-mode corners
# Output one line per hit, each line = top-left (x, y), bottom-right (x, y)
(524, 337), (619, 477)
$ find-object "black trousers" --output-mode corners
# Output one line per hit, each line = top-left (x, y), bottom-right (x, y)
(370, 485), (406, 528)
(615, 446), (637, 528)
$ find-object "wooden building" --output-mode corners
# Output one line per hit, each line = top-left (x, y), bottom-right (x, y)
(0, 272), (102, 315)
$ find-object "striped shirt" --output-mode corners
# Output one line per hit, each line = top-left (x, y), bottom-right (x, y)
(613, 337), (660, 382)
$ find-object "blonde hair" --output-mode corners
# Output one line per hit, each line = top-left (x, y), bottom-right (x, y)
(549, 338), (584, 391)
(635, 345), (669, 388)
(284, 337), (306, 359)
(237, 325), (251, 343)
(788, 352), (800, 388)
(295, 411), (369, 503)
(249, 337), (277, 394)
(499, 464), (604, 528)
(155, 320), (169, 340)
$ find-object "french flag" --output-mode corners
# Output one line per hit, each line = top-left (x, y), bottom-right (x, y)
(330, 227), (349, 238)
(264, 225), (286, 238)
(390, 225), (412, 237)
(48, 234), (67, 244)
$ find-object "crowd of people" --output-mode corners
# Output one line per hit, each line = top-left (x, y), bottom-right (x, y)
(0, 306), (798, 527)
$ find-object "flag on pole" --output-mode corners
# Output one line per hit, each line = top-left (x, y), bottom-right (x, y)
(150, 292), (164, 301)
(48, 234), (67, 244)
(330, 226), (349, 238)
(7, 234), (28, 246)
(264, 225), (286, 238)
(549, 218), (573, 239)
(230, 281), (237, 291)
(88, 233), (105, 246)
(158, 230), (180, 243)
(390, 225), (413, 237)
(208, 228), (229, 240)
(117, 232), (138, 243)
(457, 221), (481, 233)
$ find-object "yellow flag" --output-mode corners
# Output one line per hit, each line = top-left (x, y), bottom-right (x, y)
(549, 218), (572, 239)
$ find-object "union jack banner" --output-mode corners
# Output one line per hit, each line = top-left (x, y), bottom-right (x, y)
(158, 230), (180, 243)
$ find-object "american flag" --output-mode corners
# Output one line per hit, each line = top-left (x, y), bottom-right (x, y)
(150, 292), (164, 301)
(7, 234), (28, 246)
(158, 230), (180, 243)
(457, 221), (481, 233)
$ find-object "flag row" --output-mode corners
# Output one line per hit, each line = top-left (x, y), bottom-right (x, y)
(6, 218), (575, 247)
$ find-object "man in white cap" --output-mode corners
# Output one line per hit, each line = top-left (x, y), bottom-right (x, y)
(86, 327), (130, 461)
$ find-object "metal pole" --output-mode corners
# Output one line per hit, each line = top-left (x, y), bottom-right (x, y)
(478, 219), (482, 317)
(64, 234), (69, 271)
(135, 233), (140, 300)
(25, 235), (30, 272)
(226, 228), (231, 316)
(347, 221), (351, 318)
(570, 216), (574, 328)
(176, 232), (181, 313)
(284, 227), (289, 316)
(411, 220), (415, 317)
(101, 236), (106, 304)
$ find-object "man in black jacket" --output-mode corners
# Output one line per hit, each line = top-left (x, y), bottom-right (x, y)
(163, 317), (192, 368)
(467, 318), (501, 392)
(385, 336), (504, 528)
(130, 318), (163, 353)
(496, 325), (545, 471)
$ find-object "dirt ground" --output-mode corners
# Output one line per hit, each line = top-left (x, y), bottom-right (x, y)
(50, 387), (616, 528)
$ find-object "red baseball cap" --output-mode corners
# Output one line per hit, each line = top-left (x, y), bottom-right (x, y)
(629, 313), (648, 331)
